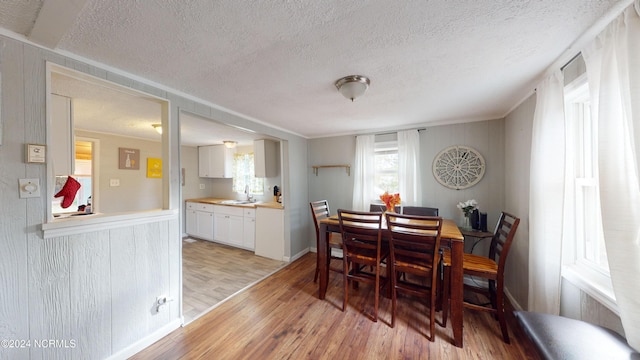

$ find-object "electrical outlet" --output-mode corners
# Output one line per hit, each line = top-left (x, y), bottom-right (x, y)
(199, 183), (205, 190)
(155, 295), (173, 312)
(110, 179), (120, 187)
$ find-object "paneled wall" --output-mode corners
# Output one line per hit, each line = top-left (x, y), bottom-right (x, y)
(0, 33), (309, 359)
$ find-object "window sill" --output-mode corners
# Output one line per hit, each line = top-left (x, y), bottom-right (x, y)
(562, 264), (619, 315)
(42, 208), (178, 239)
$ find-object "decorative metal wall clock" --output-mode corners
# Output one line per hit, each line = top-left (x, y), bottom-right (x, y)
(432, 145), (485, 190)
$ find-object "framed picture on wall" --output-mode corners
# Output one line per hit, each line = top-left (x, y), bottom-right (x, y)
(147, 157), (162, 178)
(118, 148), (140, 169)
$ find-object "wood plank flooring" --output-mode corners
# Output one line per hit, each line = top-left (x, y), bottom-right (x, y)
(135, 252), (541, 359)
(182, 238), (286, 323)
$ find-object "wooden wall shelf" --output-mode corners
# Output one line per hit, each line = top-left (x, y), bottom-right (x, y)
(312, 165), (350, 176)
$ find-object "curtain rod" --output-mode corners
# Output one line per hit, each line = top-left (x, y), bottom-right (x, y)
(355, 128), (426, 137)
(560, 52), (582, 71)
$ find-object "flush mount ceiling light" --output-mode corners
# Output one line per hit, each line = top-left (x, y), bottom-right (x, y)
(152, 124), (162, 134)
(223, 140), (237, 149)
(335, 75), (370, 102)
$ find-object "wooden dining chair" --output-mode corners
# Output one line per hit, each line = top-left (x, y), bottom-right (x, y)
(402, 206), (439, 216)
(386, 212), (443, 341)
(369, 204), (400, 213)
(310, 200), (343, 283)
(441, 211), (520, 343)
(338, 209), (388, 322)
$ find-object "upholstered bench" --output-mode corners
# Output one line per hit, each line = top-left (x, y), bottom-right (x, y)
(514, 311), (640, 360)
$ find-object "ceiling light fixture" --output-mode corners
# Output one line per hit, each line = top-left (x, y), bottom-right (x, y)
(223, 140), (237, 149)
(152, 124), (162, 134)
(335, 75), (370, 102)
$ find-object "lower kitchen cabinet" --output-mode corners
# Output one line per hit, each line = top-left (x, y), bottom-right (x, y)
(185, 202), (215, 241)
(186, 201), (258, 251)
(243, 208), (256, 250)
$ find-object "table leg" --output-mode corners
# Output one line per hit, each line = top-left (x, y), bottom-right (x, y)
(318, 222), (329, 299)
(450, 240), (464, 347)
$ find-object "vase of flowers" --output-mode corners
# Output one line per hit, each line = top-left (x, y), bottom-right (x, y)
(456, 199), (477, 229)
(380, 191), (401, 212)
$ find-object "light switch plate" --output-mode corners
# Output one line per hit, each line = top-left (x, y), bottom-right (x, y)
(19, 178), (41, 198)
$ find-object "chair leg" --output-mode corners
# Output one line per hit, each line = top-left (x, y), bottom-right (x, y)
(496, 283), (510, 344)
(429, 284), (436, 342)
(441, 265), (450, 327)
(391, 266), (397, 328)
(373, 264), (380, 322)
(342, 257), (349, 312)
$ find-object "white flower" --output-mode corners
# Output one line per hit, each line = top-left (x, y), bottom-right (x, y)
(456, 199), (478, 216)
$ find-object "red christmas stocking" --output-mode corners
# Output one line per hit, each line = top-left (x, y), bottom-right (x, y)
(54, 176), (81, 209)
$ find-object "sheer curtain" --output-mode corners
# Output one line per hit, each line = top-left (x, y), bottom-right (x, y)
(397, 129), (422, 207)
(351, 134), (375, 211)
(528, 70), (565, 314)
(582, 3), (640, 350)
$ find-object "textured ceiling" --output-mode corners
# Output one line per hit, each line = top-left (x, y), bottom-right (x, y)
(0, 0), (631, 140)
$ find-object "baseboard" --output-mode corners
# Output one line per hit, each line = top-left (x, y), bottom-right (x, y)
(107, 318), (182, 360)
(504, 286), (523, 311)
(285, 247), (309, 262)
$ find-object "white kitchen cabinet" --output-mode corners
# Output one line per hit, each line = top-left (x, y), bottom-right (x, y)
(254, 139), (277, 178)
(185, 202), (215, 241)
(213, 205), (244, 247)
(198, 145), (235, 178)
(51, 94), (74, 175)
(255, 207), (284, 261)
(243, 208), (256, 250)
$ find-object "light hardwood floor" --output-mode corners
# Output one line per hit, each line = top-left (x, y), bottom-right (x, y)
(136, 252), (541, 359)
(182, 238), (286, 323)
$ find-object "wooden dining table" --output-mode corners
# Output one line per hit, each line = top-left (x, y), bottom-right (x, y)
(318, 216), (465, 347)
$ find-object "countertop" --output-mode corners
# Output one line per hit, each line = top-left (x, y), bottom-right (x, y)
(185, 197), (284, 209)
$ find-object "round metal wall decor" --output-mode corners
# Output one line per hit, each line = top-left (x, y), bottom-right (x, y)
(432, 145), (485, 190)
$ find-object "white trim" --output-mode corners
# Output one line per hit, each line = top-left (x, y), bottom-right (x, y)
(562, 264), (619, 315)
(42, 209), (179, 238)
(106, 318), (182, 360)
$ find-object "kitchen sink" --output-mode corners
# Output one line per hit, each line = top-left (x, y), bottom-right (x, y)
(218, 200), (260, 205)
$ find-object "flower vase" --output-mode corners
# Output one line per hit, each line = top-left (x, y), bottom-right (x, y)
(462, 215), (471, 230)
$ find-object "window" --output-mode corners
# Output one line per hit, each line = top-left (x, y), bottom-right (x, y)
(232, 152), (264, 195)
(374, 140), (398, 194)
(563, 74), (614, 309)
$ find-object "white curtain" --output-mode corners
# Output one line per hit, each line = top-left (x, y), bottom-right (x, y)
(582, 4), (640, 350)
(528, 70), (565, 314)
(352, 134), (375, 211)
(397, 129), (422, 207)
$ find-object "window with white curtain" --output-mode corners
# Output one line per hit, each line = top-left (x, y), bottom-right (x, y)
(232, 152), (264, 195)
(374, 140), (398, 194)
(563, 74), (612, 303)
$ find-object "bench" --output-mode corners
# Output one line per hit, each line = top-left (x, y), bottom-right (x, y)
(514, 311), (640, 360)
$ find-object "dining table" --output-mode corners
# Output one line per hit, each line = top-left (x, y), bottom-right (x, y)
(317, 215), (465, 347)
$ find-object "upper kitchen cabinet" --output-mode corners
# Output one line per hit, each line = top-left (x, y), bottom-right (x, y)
(198, 145), (235, 178)
(254, 139), (278, 178)
(50, 94), (74, 176)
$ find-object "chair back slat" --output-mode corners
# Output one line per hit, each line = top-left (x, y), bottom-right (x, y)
(385, 212), (442, 276)
(488, 212), (520, 271)
(338, 210), (383, 257)
(402, 206), (439, 216)
(310, 200), (331, 236)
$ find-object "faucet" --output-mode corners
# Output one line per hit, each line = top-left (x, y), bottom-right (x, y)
(244, 185), (253, 202)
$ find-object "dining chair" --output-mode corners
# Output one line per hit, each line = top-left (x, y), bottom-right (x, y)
(369, 204), (400, 213)
(386, 212), (443, 341)
(402, 206), (439, 216)
(338, 209), (388, 322)
(310, 200), (343, 283)
(441, 211), (520, 343)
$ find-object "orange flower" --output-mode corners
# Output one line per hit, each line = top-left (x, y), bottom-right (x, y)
(379, 191), (401, 212)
